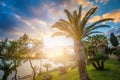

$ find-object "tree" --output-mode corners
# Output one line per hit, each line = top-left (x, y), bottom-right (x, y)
(86, 34), (108, 54)
(35, 51), (44, 76)
(52, 6), (113, 80)
(0, 35), (29, 80)
(20, 34), (44, 80)
(0, 38), (20, 80)
(110, 32), (119, 47)
(0, 60), (15, 80)
(8, 41), (23, 80)
(85, 34), (109, 70)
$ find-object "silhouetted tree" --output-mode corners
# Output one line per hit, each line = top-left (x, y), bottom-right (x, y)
(110, 32), (119, 47)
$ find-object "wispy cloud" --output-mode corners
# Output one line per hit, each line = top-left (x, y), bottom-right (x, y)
(95, 0), (109, 5)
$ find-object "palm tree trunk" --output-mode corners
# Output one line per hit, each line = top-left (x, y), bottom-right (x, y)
(74, 41), (90, 80)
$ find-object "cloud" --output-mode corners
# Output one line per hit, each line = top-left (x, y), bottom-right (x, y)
(95, 0), (109, 5)
(89, 15), (102, 23)
(77, 0), (93, 8)
(43, 0), (94, 19)
(102, 10), (120, 23)
(88, 9), (120, 23)
(0, 0), (115, 40)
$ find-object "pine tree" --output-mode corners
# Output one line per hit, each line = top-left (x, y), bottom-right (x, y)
(110, 32), (119, 47)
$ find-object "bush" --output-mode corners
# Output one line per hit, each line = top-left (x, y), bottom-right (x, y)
(58, 66), (67, 75)
(88, 53), (108, 62)
(87, 53), (108, 70)
(112, 48), (120, 55)
(71, 65), (77, 70)
(42, 74), (52, 80)
(112, 48), (120, 61)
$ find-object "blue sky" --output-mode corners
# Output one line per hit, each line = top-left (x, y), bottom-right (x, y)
(0, 0), (120, 49)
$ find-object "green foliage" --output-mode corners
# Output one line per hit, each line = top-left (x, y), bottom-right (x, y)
(58, 66), (67, 75)
(36, 60), (120, 80)
(87, 53), (108, 62)
(112, 48), (120, 55)
(86, 34), (108, 47)
(42, 74), (53, 80)
(110, 32), (119, 47)
(85, 34), (109, 70)
(0, 60), (15, 80)
(112, 48), (120, 61)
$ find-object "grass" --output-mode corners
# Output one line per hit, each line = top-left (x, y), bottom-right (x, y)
(36, 59), (120, 80)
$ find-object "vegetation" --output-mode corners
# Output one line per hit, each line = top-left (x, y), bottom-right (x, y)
(85, 34), (109, 70)
(112, 48), (120, 61)
(0, 3), (119, 80)
(0, 37), (28, 80)
(110, 32), (119, 47)
(0, 60), (15, 80)
(52, 6), (113, 80)
(58, 66), (67, 75)
(21, 34), (44, 80)
(43, 63), (51, 73)
(36, 60), (120, 80)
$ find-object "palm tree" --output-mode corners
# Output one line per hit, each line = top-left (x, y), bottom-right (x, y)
(86, 34), (108, 70)
(0, 60), (15, 80)
(87, 34), (108, 54)
(52, 6), (113, 80)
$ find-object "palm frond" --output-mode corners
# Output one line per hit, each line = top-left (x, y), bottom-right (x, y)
(52, 19), (75, 38)
(51, 32), (66, 37)
(83, 31), (102, 38)
(51, 32), (72, 38)
(78, 6), (82, 20)
(64, 9), (73, 23)
(80, 6), (98, 28)
(87, 18), (114, 29)
(84, 25), (110, 36)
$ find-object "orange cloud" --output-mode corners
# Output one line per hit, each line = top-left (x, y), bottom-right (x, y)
(89, 16), (102, 23)
(89, 9), (120, 23)
(102, 10), (120, 23)
(77, 0), (93, 8)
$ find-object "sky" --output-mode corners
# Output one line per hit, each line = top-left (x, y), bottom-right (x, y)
(0, 0), (120, 50)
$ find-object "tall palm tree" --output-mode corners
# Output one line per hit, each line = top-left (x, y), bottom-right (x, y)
(52, 6), (113, 80)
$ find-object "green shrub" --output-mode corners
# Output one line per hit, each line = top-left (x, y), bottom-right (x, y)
(42, 74), (53, 80)
(112, 48), (120, 61)
(88, 53), (108, 62)
(58, 66), (67, 75)
(87, 53), (108, 70)
(112, 48), (120, 55)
